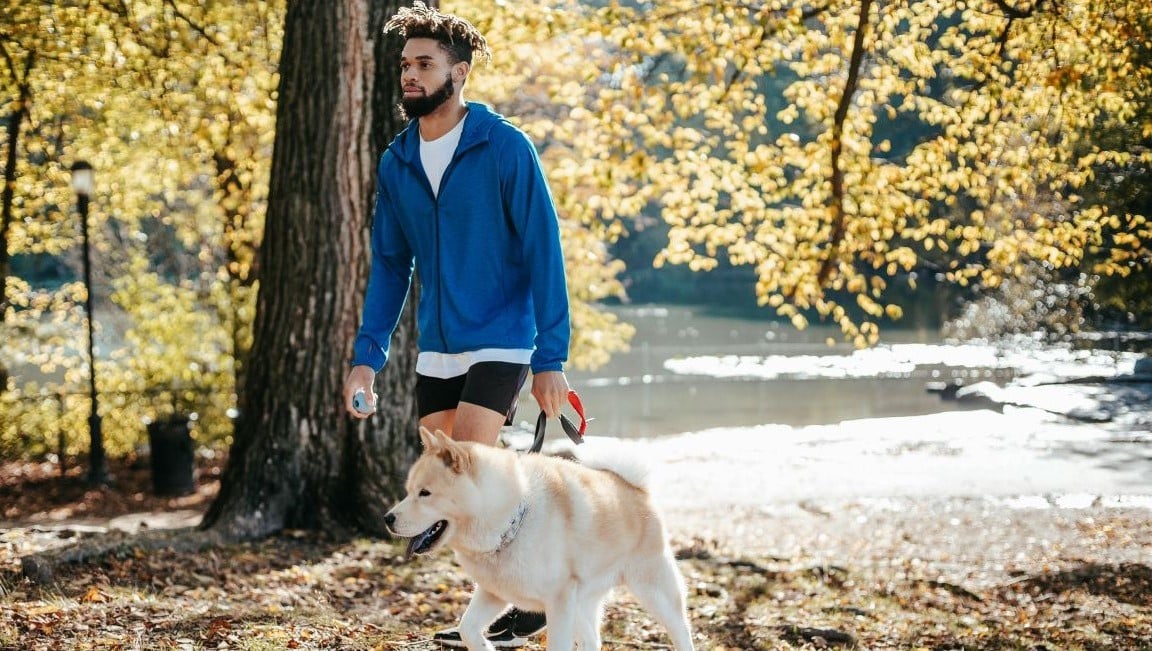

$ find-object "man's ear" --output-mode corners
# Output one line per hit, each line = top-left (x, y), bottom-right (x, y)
(452, 60), (471, 84)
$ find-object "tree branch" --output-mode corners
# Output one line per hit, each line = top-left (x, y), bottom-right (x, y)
(810, 0), (874, 292)
(992, 0), (1038, 21)
(722, 2), (833, 99)
(991, 0), (1054, 57)
(1, 49), (34, 318)
(0, 40), (21, 82)
(163, 0), (221, 47)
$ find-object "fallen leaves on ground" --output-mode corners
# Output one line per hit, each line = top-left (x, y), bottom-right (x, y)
(2, 457), (1151, 649)
(1, 523), (1150, 650)
(1, 456), (221, 524)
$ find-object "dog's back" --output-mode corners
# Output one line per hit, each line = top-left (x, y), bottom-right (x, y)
(521, 450), (665, 554)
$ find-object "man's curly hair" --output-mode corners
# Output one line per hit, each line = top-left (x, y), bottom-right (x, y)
(384, 2), (491, 65)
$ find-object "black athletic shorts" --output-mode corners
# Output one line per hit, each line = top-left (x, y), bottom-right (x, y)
(415, 361), (530, 425)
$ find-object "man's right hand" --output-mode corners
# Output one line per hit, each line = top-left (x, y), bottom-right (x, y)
(343, 365), (378, 419)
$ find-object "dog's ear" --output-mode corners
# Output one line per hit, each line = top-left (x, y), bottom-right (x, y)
(419, 427), (440, 451)
(434, 434), (471, 474)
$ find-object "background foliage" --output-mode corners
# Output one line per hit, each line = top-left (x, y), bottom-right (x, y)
(572, 0), (1151, 345)
(2, 0), (1149, 461)
(2, 1), (282, 459)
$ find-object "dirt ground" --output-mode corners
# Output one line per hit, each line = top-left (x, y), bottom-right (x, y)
(0, 455), (221, 527)
(3, 453), (1152, 650)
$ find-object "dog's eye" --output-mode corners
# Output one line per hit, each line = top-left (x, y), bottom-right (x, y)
(419, 489), (431, 497)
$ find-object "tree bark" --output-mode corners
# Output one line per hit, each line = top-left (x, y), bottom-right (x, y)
(201, 0), (418, 540)
(814, 0), (874, 290)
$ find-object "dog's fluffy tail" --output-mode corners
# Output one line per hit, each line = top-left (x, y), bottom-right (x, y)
(571, 438), (651, 490)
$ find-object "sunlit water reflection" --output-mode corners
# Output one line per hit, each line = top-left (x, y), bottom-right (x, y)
(510, 305), (1152, 504)
(519, 305), (1143, 438)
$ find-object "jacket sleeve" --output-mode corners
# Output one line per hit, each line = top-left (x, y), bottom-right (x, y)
(499, 128), (571, 373)
(352, 154), (415, 372)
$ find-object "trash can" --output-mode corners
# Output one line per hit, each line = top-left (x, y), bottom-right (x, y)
(147, 416), (196, 496)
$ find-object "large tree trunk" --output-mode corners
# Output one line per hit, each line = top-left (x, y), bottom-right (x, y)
(202, 0), (418, 539)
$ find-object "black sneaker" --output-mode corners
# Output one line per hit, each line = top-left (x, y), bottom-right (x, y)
(432, 608), (546, 648)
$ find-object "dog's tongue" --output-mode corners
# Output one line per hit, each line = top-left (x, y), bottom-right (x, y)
(403, 536), (423, 561)
(404, 527), (436, 561)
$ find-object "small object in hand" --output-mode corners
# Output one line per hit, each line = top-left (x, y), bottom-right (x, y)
(353, 389), (376, 414)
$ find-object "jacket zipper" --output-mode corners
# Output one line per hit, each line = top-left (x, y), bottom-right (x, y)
(396, 126), (483, 353)
(415, 167), (448, 352)
(433, 155), (464, 352)
(393, 150), (447, 351)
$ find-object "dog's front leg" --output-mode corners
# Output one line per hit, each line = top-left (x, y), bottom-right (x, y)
(544, 586), (579, 650)
(459, 589), (508, 651)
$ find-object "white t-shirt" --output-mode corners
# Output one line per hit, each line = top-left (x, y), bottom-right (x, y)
(417, 348), (534, 378)
(420, 114), (466, 198)
(416, 112), (534, 378)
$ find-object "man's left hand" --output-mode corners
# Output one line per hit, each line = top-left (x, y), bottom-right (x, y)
(531, 370), (570, 419)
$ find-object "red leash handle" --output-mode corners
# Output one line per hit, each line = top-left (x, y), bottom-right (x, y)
(529, 390), (587, 454)
(565, 390), (587, 435)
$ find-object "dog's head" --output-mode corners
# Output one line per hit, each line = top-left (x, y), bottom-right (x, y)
(384, 427), (477, 559)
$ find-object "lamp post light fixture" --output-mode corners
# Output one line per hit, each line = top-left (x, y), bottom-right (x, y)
(71, 160), (108, 485)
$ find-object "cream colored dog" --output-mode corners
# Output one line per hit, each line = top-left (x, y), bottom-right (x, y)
(384, 427), (695, 651)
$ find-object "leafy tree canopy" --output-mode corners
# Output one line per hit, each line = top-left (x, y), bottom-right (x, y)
(563, 0), (1151, 345)
(3, 0), (1150, 460)
(0, 0), (632, 458)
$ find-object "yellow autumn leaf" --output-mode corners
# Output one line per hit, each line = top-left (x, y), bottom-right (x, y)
(80, 586), (109, 603)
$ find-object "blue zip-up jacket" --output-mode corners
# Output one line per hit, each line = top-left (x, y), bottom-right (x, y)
(351, 102), (570, 374)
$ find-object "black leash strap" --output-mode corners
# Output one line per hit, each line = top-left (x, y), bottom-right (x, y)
(528, 390), (587, 454)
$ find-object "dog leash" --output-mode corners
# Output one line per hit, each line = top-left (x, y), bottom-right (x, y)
(528, 389), (587, 454)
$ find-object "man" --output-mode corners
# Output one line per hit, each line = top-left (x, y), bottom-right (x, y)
(342, 3), (568, 647)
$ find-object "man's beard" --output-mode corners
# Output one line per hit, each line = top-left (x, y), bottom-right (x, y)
(399, 73), (455, 120)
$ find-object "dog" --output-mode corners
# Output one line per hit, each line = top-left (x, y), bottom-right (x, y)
(385, 427), (695, 651)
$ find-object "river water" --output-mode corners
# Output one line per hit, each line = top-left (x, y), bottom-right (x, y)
(510, 304), (1152, 504)
(521, 305), (1017, 438)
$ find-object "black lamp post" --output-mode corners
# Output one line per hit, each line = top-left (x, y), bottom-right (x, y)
(71, 160), (108, 485)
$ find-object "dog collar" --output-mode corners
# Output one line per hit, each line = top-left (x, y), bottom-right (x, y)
(490, 502), (528, 554)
